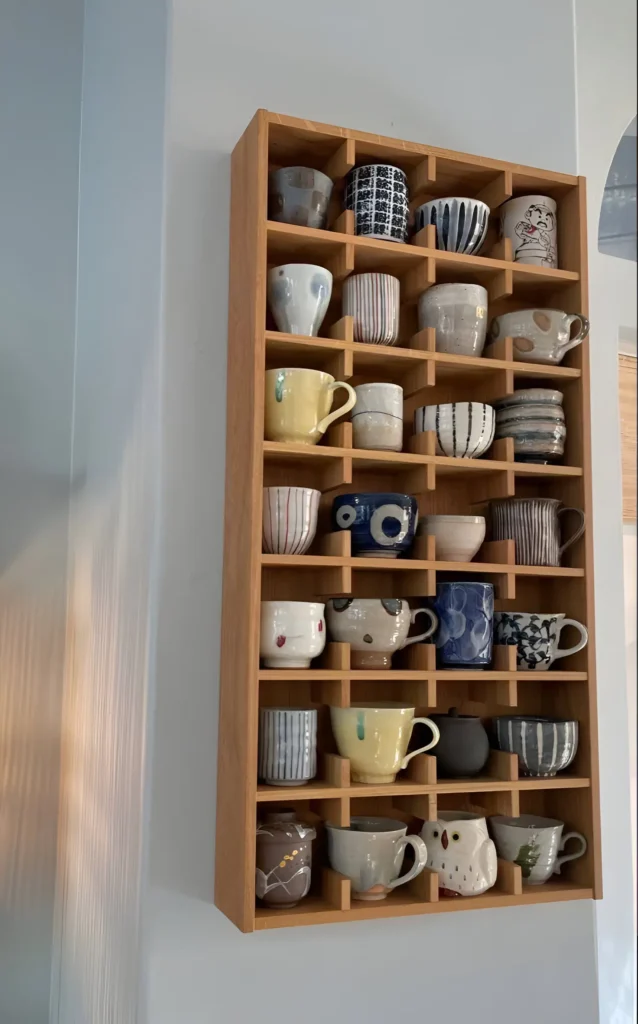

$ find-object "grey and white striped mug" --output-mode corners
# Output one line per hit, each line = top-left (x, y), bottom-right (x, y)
(492, 716), (579, 777)
(488, 497), (585, 567)
(258, 708), (317, 786)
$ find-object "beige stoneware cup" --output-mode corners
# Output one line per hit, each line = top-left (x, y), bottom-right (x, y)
(265, 368), (356, 445)
(330, 702), (440, 784)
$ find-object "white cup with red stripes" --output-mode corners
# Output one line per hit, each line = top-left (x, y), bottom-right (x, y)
(343, 273), (401, 346)
(262, 486), (321, 555)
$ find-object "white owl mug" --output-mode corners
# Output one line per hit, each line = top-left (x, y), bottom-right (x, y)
(421, 811), (497, 897)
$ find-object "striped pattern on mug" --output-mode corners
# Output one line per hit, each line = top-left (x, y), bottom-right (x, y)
(494, 717), (578, 777)
(262, 487), (321, 555)
(258, 708), (317, 785)
(343, 273), (400, 345)
(489, 498), (572, 567)
(414, 402), (495, 458)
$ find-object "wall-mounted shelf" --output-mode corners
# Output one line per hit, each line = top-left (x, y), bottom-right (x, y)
(215, 109), (602, 932)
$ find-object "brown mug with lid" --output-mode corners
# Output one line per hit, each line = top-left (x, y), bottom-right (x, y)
(255, 810), (316, 908)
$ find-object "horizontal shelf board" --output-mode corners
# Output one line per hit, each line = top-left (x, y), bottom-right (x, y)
(263, 441), (583, 477)
(266, 222), (580, 287)
(264, 331), (582, 381)
(258, 669), (588, 681)
(260, 553), (585, 578)
(254, 880), (593, 929)
(255, 776), (590, 801)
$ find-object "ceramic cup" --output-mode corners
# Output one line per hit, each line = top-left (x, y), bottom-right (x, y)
(258, 708), (317, 786)
(256, 811), (316, 908)
(489, 814), (587, 884)
(344, 164), (409, 243)
(342, 273), (401, 345)
(260, 601), (326, 668)
(268, 166), (333, 229)
(488, 497), (585, 567)
(494, 389), (566, 464)
(421, 812), (497, 897)
(330, 703), (440, 784)
(415, 198), (489, 256)
(262, 486), (321, 555)
(267, 264), (333, 337)
(500, 195), (558, 268)
(419, 515), (486, 562)
(492, 716), (579, 777)
(433, 582), (494, 668)
(418, 283), (489, 356)
(264, 368), (356, 445)
(428, 708), (490, 778)
(493, 611), (589, 670)
(326, 817), (428, 900)
(326, 598), (438, 669)
(352, 383), (403, 452)
(414, 402), (495, 459)
(488, 308), (590, 365)
(332, 492), (418, 558)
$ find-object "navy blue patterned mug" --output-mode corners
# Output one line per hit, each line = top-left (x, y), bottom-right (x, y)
(433, 582), (494, 668)
(332, 493), (418, 558)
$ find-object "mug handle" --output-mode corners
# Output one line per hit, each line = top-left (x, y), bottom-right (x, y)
(552, 618), (589, 661)
(316, 382), (357, 436)
(388, 834), (428, 891)
(558, 507), (586, 556)
(554, 832), (587, 875)
(560, 314), (590, 354)
(400, 717), (441, 769)
(399, 608), (438, 648)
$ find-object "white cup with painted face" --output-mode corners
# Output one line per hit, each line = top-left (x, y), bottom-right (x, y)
(500, 195), (558, 268)
(260, 601), (326, 668)
(326, 817), (428, 900)
(326, 597), (438, 669)
(489, 814), (587, 884)
(352, 383), (404, 452)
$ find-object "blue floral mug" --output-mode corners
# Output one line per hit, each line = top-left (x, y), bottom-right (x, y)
(433, 582), (494, 668)
(332, 493), (418, 558)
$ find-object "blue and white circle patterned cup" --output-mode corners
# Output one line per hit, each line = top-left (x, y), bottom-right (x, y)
(433, 582), (494, 668)
(332, 493), (418, 558)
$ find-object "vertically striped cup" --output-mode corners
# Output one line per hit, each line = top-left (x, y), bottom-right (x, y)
(258, 708), (317, 786)
(343, 273), (400, 346)
(262, 486), (321, 555)
(488, 497), (585, 567)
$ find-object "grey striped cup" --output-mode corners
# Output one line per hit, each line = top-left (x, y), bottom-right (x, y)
(493, 716), (578, 777)
(488, 497), (585, 567)
(258, 708), (317, 786)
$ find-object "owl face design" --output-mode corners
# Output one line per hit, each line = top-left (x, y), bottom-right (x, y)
(421, 814), (497, 896)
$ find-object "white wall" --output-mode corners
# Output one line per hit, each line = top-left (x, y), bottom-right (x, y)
(147, 3), (608, 1022)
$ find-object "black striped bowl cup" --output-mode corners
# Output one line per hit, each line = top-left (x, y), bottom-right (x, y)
(413, 401), (495, 458)
(492, 716), (578, 777)
(415, 197), (489, 255)
(258, 708), (317, 786)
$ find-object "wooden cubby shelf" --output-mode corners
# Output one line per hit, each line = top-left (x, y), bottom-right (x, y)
(216, 109), (602, 933)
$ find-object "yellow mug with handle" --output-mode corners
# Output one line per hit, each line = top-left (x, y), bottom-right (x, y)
(265, 368), (356, 445)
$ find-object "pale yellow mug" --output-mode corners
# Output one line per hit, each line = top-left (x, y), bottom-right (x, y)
(265, 368), (356, 445)
(330, 702), (441, 784)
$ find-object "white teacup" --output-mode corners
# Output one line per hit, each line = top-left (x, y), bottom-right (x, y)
(418, 283), (488, 357)
(260, 601), (326, 668)
(489, 814), (587, 884)
(352, 383), (403, 452)
(326, 598), (438, 669)
(326, 817), (428, 900)
(420, 514), (486, 562)
(488, 308), (590, 365)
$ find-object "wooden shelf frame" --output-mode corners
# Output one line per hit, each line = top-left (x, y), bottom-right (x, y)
(215, 109), (602, 932)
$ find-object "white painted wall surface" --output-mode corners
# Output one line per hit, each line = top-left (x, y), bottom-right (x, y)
(147, 2), (611, 1022)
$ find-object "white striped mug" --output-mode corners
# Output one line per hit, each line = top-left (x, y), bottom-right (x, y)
(343, 273), (400, 346)
(262, 487), (321, 555)
(489, 497), (585, 567)
(258, 708), (317, 786)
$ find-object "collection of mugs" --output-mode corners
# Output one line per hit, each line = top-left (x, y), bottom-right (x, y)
(256, 806), (587, 908)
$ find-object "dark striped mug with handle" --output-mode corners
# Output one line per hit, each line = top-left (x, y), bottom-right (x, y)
(488, 497), (585, 567)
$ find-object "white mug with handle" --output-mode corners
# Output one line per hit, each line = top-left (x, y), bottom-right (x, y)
(326, 816), (428, 901)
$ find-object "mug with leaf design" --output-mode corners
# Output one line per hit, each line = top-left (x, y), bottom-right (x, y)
(265, 368), (356, 445)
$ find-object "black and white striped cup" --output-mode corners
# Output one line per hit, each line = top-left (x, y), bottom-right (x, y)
(258, 708), (317, 786)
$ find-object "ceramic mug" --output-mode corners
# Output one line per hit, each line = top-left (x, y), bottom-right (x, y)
(343, 273), (401, 345)
(489, 497), (585, 567)
(332, 492), (418, 558)
(258, 708), (317, 786)
(414, 402), (495, 459)
(330, 702), (440, 784)
(260, 601), (326, 668)
(489, 814), (587, 884)
(494, 389), (566, 464)
(419, 515), (486, 562)
(501, 194), (558, 268)
(344, 164), (409, 243)
(326, 817), (427, 900)
(421, 812), (497, 896)
(418, 283), (489, 357)
(493, 611), (589, 670)
(267, 263), (333, 336)
(262, 486), (321, 555)
(268, 166), (333, 229)
(264, 368), (356, 445)
(488, 308), (590, 365)
(433, 582), (494, 668)
(492, 716), (579, 777)
(352, 382), (403, 452)
(326, 598), (438, 669)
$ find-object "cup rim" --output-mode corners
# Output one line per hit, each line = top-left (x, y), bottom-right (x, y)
(348, 163), (408, 177)
(326, 815), (408, 834)
(424, 515), (486, 524)
(415, 401), (494, 414)
(266, 367), (334, 381)
(268, 263), (333, 277)
(354, 382), (403, 392)
(263, 485), (321, 497)
(333, 492), (415, 503)
(259, 706), (317, 715)
(419, 282), (488, 297)
(338, 701), (415, 711)
(436, 811), (486, 823)
(261, 600), (325, 610)
(344, 271), (400, 284)
(501, 194), (557, 209)
(417, 197), (489, 212)
(493, 715), (578, 726)
(493, 309), (568, 318)
(490, 814), (563, 830)
(268, 166), (333, 188)
(494, 611), (565, 619)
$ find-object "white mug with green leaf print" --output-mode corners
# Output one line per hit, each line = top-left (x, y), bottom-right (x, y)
(489, 814), (587, 884)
